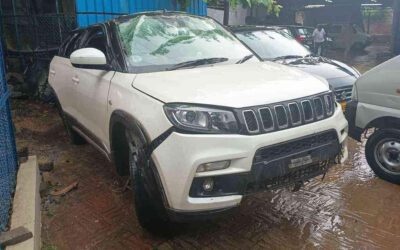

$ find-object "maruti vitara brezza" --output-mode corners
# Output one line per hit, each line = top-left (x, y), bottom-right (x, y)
(49, 11), (348, 233)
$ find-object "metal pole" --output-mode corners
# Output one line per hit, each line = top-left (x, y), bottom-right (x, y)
(223, 0), (229, 25)
(11, 0), (21, 52)
(393, 0), (400, 55)
(56, 0), (63, 43)
(30, 0), (39, 62)
(11, 0), (23, 66)
(367, 11), (371, 34)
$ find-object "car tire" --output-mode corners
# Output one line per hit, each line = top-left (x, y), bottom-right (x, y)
(366, 129), (400, 184)
(55, 100), (86, 145)
(126, 130), (174, 235)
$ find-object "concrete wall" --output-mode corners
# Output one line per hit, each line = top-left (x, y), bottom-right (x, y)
(207, 5), (250, 25)
(7, 156), (41, 250)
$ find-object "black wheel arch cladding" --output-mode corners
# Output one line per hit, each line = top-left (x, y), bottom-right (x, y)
(109, 110), (173, 208)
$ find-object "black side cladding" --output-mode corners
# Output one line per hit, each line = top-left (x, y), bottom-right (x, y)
(145, 127), (175, 158)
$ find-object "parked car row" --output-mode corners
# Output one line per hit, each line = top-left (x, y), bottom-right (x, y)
(273, 24), (371, 52)
(276, 25), (318, 47)
(51, 11), (399, 234)
(230, 25), (359, 110)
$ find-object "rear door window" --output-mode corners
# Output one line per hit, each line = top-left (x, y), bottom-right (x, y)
(81, 27), (108, 55)
(297, 28), (307, 35)
(281, 28), (293, 37)
(64, 32), (83, 58)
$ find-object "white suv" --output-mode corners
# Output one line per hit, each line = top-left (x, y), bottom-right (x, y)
(49, 11), (348, 232)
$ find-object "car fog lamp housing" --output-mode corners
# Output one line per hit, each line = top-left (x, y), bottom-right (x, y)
(202, 178), (214, 192)
(197, 160), (231, 173)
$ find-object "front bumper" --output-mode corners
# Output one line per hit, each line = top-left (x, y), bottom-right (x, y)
(152, 105), (348, 213)
(189, 130), (340, 198)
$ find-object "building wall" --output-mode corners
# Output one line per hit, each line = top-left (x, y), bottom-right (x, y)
(363, 8), (393, 35)
(207, 5), (249, 25)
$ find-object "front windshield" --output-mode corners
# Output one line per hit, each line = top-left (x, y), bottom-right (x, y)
(235, 29), (311, 60)
(116, 14), (255, 73)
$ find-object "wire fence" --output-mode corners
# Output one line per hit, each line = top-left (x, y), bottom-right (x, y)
(1, 14), (77, 62)
(0, 37), (18, 235)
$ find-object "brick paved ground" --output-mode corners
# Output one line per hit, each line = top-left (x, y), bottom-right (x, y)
(11, 43), (400, 249)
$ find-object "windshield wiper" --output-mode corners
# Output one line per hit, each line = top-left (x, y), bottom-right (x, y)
(167, 57), (228, 71)
(236, 54), (254, 64)
(272, 55), (303, 61)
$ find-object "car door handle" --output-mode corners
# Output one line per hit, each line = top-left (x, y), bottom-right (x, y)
(72, 76), (80, 84)
(49, 69), (56, 76)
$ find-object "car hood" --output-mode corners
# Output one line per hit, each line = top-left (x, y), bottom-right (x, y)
(281, 57), (358, 87)
(131, 62), (329, 108)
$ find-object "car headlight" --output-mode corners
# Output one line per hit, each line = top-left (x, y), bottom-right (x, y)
(352, 83), (358, 101)
(164, 104), (239, 133)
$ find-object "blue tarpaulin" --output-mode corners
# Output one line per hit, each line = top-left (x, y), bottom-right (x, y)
(75, 0), (208, 27)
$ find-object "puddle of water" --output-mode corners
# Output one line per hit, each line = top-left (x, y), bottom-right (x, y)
(245, 138), (400, 249)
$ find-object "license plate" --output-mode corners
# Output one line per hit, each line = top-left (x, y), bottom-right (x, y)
(288, 155), (313, 169)
(340, 102), (347, 112)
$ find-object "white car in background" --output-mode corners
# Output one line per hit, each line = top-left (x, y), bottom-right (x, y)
(346, 55), (400, 183)
(49, 11), (348, 233)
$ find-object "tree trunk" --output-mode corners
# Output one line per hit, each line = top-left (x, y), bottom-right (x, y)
(223, 0), (229, 25)
(394, 0), (400, 55)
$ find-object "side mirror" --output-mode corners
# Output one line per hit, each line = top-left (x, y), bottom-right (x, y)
(70, 48), (108, 70)
(304, 45), (311, 50)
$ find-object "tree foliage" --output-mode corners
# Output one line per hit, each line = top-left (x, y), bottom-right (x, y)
(118, 15), (235, 57)
(230, 0), (282, 15)
(179, 0), (282, 16)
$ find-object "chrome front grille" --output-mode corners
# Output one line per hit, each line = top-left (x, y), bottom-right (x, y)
(301, 100), (313, 122)
(313, 97), (324, 119)
(243, 110), (259, 132)
(259, 107), (274, 131)
(334, 86), (353, 102)
(239, 91), (335, 135)
(275, 105), (288, 129)
(324, 95), (334, 115)
(288, 103), (301, 125)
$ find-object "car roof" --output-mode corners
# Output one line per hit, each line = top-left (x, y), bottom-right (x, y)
(277, 25), (315, 29)
(230, 25), (317, 33)
(229, 25), (285, 32)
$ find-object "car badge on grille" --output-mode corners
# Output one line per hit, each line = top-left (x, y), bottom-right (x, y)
(340, 91), (347, 101)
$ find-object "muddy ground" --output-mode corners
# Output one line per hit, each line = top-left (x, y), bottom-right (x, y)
(11, 42), (400, 249)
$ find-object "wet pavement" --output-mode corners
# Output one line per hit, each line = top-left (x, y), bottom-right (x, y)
(11, 42), (400, 249)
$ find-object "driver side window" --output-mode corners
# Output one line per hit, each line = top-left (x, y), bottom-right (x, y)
(81, 27), (108, 59)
